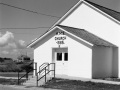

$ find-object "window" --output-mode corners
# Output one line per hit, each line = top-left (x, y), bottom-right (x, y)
(57, 53), (62, 61)
(64, 53), (68, 61)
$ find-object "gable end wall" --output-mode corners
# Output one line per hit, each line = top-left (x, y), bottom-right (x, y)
(34, 29), (92, 78)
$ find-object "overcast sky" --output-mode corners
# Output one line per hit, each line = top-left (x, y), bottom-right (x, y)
(0, 0), (120, 59)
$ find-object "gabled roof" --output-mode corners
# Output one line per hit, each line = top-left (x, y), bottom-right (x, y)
(85, 0), (120, 22)
(57, 25), (116, 47)
(28, 0), (120, 48)
(28, 25), (116, 47)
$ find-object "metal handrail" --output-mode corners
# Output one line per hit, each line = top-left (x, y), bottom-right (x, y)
(18, 62), (37, 85)
(37, 64), (49, 75)
(18, 68), (33, 80)
(36, 63), (55, 86)
(39, 63), (49, 75)
(38, 69), (54, 81)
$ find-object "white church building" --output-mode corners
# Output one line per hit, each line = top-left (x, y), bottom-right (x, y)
(28, 0), (120, 79)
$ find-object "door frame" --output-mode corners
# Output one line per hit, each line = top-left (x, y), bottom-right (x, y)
(52, 47), (68, 75)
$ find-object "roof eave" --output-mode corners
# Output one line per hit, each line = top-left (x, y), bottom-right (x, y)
(27, 25), (94, 48)
(27, 26), (59, 48)
(27, 0), (84, 48)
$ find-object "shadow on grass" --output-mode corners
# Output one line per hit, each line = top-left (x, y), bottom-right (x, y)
(41, 78), (120, 90)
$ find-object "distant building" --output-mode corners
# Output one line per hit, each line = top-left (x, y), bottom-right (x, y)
(17, 55), (31, 62)
(3, 58), (13, 63)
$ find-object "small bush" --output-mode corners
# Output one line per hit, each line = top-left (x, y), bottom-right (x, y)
(21, 63), (33, 72)
(0, 62), (20, 72)
(0, 62), (33, 72)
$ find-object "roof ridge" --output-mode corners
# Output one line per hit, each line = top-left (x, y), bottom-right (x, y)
(85, 0), (120, 14)
(57, 25), (84, 30)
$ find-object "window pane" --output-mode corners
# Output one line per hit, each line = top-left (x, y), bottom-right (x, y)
(57, 53), (62, 61)
(64, 53), (68, 61)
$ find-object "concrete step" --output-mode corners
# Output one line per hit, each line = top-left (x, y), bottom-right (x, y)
(23, 75), (53, 86)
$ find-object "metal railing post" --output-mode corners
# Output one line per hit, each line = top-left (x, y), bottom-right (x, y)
(45, 67), (46, 83)
(18, 71), (19, 85)
(26, 71), (28, 80)
(48, 64), (50, 74)
(36, 73), (38, 87)
(35, 62), (37, 76)
(54, 63), (55, 78)
(39, 66), (40, 75)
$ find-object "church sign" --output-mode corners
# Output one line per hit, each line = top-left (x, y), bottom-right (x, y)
(55, 31), (66, 44)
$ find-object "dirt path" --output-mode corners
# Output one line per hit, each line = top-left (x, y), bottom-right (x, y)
(0, 84), (113, 90)
(0, 84), (60, 90)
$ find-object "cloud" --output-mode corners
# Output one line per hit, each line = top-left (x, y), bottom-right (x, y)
(16, 40), (26, 49)
(10, 49), (19, 55)
(0, 31), (14, 47)
(0, 31), (27, 55)
(19, 41), (26, 48)
(2, 51), (9, 54)
(0, 31), (26, 49)
(5, 43), (17, 49)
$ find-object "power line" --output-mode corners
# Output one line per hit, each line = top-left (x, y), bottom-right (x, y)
(0, 3), (61, 18)
(12, 32), (40, 35)
(0, 30), (43, 35)
(0, 27), (50, 35)
(0, 27), (50, 30)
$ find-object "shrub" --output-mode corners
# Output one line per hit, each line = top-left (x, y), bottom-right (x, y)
(0, 62), (33, 72)
(21, 63), (33, 72)
(5, 62), (20, 72)
(0, 62), (21, 72)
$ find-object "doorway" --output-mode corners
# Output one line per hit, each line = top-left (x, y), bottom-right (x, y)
(52, 48), (68, 75)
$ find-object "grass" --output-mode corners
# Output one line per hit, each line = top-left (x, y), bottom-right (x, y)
(0, 72), (33, 77)
(0, 72), (32, 85)
(0, 78), (26, 85)
(41, 78), (120, 90)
